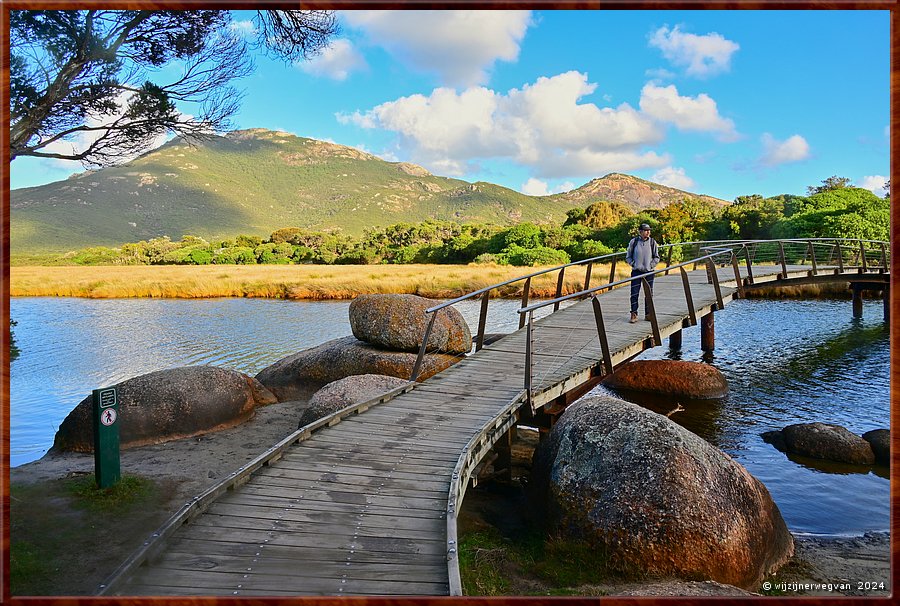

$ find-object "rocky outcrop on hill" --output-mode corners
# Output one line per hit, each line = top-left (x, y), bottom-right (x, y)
(762, 423), (876, 465)
(298, 374), (409, 428)
(603, 360), (728, 399)
(530, 395), (793, 590)
(53, 366), (276, 452)
(349, 294), (472, 354)
(255, 336), (460, 401)
(862, 429), (889, 466)
(560, 173), (728, 213)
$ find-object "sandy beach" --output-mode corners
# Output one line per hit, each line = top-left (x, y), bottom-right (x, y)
(10, 397), (890, 597)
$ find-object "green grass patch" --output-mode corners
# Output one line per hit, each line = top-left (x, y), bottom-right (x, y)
(459, 525), (633, 595)
(10, 540), (53, 595)
(65, 474), (155, 513)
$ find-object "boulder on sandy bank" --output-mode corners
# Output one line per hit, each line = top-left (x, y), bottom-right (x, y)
(762, 423), (875, 465)
(603, 360), (728, 399)
(298, 374), (409, 428)
(53, 366), (277, 452)
(530, 395), (793, 590)
(255, 336), (460, 401)
(349, 294), (472, 354)
(862, 429), (889, 466)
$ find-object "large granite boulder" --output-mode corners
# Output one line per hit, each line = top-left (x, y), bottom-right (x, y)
(763, 423), (875, 465)
(298, 374), (409, 428)
(349, 294), (472, 354)
(256, 336), (460, 401)
(531, 395), (793, 590)
(603, 360), (728, 399)
(862, 429), (889, 466)
(53, 366), (277, 452)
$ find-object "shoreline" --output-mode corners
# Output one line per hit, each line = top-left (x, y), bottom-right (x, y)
(10, 405), (891, 597)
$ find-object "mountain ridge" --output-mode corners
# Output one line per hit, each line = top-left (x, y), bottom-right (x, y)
(10, 129), (728, 252)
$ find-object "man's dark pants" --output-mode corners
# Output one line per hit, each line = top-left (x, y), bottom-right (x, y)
(630, 268), (655, 314)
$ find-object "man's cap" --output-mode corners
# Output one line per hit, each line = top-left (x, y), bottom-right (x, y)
(639, 223), (651, 231)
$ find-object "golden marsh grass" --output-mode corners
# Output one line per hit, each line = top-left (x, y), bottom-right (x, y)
(10, 263), (633, 300)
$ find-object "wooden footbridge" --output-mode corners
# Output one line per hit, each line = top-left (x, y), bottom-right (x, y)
(101, 238), (889, 596)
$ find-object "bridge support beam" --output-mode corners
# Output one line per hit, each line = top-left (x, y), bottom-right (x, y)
(701, 308), (715, 352)
(669, 329), (683, 351)
(492, 426), (514, 482)
(852, 283), (864, 318)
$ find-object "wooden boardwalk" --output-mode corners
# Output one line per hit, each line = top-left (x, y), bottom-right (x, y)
(102, 262), (879, 596)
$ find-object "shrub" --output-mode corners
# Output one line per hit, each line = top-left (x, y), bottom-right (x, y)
(567, 239), (613, 261)
(188, 249), (213, 265)
(473, 253), (507, 265)
(71, 246), (123, 265)
(505, 246), (571, 267)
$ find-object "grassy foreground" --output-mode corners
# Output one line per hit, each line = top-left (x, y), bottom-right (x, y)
(10, 263), (630, 299)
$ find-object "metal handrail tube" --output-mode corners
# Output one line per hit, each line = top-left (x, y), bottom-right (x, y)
(518, 247), (734, 315)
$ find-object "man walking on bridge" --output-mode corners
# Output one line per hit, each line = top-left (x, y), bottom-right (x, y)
(626, 223), (660, 323)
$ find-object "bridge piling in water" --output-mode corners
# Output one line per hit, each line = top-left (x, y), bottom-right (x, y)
(852, 283), (864, 318)
(701, 307), (716, 351)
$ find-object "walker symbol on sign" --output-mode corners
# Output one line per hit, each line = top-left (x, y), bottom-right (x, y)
(101, 408), (117, 426)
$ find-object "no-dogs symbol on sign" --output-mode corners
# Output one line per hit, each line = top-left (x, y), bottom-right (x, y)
(100, 408), (117, 426)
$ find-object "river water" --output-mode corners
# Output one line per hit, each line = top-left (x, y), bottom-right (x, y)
(8, 295), (889, 536)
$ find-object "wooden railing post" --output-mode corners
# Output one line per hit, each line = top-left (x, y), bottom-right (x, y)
(880, 242), (888, 271)
(778, 241), (788, 278)
(836, 241), (844, 273)
(583, 262), (593, 294)
(706, 258), (725, 310)
(608, 257), (617, 285)
(664, 246), (674, 275)
(679, 266), (697, 326)
(525, 311), (534, 410)
(808, 240), (818, 276)
(518, 277), (531, 329)
(860, 240), (868, 272)
(475, 290), (490, 352)
(642, 278), (661, 346)
(590, 295), (613, 375)
(730, 250), (745, 299)
(742, 244), (754, 284)
(553, 267), (566, 312)
(411, 311), (438, 381)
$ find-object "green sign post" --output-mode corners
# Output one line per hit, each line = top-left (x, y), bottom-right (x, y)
(93, 387), (120, 488)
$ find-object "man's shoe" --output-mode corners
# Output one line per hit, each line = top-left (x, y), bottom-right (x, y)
(629, 312), (638, 323)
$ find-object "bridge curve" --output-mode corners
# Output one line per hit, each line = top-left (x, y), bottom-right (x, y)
(101, 238), (889, 596)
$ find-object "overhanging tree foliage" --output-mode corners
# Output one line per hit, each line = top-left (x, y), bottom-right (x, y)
(10, 10), (337, 166)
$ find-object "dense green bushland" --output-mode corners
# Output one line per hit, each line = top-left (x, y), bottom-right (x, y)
(55, 178), (888, 268)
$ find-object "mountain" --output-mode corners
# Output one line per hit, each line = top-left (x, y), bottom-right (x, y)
(10, 129), (728, 253)
(555, 173), (728, 212)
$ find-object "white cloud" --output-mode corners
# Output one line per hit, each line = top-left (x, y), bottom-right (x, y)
(858, 175), (889, 197)
(342, 10), (533, 86)
(645, 67), (676, 80)
(341, 71), (668, 180)
(521, 178), (577, 196)
(297, 38), (366, 81)
(229, 20), (257, 37)
(41, 91), (174, 168)
(649, 25), (739, 78)
(640, 83), (738, 141)
(652, 166), (695, 190)
(758, 133), (810, 166)
(521, 178), (551, 196)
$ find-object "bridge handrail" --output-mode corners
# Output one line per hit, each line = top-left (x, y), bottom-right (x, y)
(518, 246), (734, 315)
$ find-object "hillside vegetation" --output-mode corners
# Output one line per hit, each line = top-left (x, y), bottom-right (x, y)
(21, 177), (887, 271)
(10, 129), (725, 253)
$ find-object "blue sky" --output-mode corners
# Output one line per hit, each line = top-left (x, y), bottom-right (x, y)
(11, 9), (890, 202)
